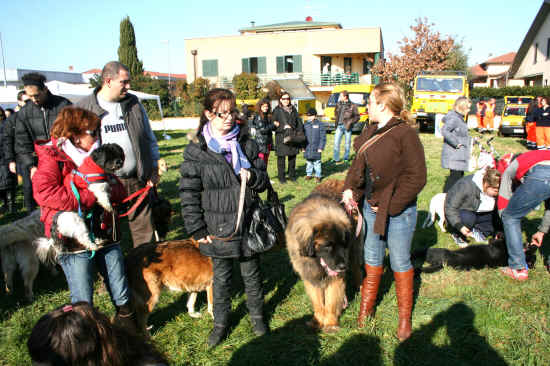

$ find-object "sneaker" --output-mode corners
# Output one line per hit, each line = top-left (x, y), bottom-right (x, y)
(471, 229), (488, 243)
(451, 233), (468, 248)
(501, 267), (528, 281)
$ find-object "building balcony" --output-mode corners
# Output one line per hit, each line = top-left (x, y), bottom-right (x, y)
(212, 72), (372, 89)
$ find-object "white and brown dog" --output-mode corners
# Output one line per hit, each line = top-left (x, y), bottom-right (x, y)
(0, 210), (56, 301)
(422, 193), (447, 232)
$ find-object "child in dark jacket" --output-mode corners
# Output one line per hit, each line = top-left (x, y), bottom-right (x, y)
(303, 108), (326, 182)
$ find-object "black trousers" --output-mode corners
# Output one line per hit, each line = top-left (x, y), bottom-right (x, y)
(449, 210), (495, 237)
(443, 170), (465, 193)
(20, 162), (36, 212)
(211, 256), (264, 327)
(277, 155), (296, 181)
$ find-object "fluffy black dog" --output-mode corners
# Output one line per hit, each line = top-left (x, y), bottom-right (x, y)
(413, 238), (537, 273)
(90, 143), (125, 173)
(152, 195), (172, 241)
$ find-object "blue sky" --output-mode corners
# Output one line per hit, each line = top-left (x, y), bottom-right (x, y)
(0, 0), (542, 75)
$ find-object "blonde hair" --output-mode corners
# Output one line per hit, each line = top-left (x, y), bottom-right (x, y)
(371, 83), (415, 125)
(453, 97), (471, 116)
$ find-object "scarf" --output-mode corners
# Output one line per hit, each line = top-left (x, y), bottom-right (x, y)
(61, 138), (100, 167)
(203, 122), (251, 175)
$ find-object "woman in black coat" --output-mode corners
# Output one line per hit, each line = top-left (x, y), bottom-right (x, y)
(250, 98), (275, 165)
(272, 93), (303, 183)
(179, 88), (269, 348)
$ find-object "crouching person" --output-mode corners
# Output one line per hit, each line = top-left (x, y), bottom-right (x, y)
(32, 107), (135, 327)
(445, 168), (501, 247)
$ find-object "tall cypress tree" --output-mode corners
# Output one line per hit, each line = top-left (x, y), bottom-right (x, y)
(118, 16), (144, 77)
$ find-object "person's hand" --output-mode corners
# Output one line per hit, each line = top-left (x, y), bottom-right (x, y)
(317, 149), (323, 153)
(147, 168), (160, 187)
(531, 231), (545, 247)
(30, 166), (37, 179)
(370, 206), (379, 213)
(198, 235), (212, 244)
(8, 162), (16, 174)
(284, 125), (291, 129)
(240, 169), (250, 183)
(460, 226), (472, 237)
(273, 121), (280, 127)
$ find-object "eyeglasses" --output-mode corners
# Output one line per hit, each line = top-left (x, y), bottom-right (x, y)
(215, 110), (235, 119)
(281, 97), (290, 100)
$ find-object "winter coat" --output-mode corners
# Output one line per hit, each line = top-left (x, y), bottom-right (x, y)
(0, 121), (15, 190)
(14, 92), (72, 169)
(179, 130), (269, 258)
(334, 101), (360, 131)
(441, 110), (471, 171)
(250, 113), (275, 153)
(343, 118), (427, 236)
(535, 105), (550, 127)
(272, 105), (303, 156)
(3, 112), (17, 163)
(76, 90), (160, 183)
(303, 119), (326, 161)
(33, 139), (126, 248)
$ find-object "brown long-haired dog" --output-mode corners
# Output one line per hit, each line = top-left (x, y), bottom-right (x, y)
(286, 179), (362, 332)
(124, 239), (213, 335)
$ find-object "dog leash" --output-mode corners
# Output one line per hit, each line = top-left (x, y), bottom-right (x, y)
(342, 198), (363, 238)
(118, 185), (152, 218)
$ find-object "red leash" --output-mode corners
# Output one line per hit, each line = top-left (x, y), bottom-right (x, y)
(118, 185), (152, 218)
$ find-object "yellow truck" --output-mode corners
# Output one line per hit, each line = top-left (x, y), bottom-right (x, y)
(322, 84), (374, 133)
(499, 96), (534, 137)
(411, 71), (469, 131)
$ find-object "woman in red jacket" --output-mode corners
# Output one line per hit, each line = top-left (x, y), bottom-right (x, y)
(32, 107), (133, 322)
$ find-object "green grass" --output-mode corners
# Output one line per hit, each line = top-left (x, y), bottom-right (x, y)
(1, 130), (549, 365)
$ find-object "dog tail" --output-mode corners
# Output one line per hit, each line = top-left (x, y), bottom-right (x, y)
(34, 237), (58, 266)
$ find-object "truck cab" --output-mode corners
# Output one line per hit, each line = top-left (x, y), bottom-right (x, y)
(411, 71), (469, 131)
(322, 84), (374, 133)
(499, 96), (533, 137)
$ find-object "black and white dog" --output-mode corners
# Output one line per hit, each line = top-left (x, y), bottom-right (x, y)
(412, 238), (537, 274)
(36, 144), (125, 256)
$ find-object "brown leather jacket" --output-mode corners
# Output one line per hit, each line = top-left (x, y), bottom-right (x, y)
(343, 118), (426, 235)
(334, 101), (360, 131)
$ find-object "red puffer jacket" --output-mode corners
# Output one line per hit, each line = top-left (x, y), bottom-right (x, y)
(33, 139), (126, 238)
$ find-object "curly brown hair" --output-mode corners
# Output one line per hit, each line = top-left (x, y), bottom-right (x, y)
(50, 107), (101, 140)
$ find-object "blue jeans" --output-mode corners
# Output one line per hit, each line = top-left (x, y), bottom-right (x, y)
(502, 165), (550, 269)
(333, 124), (352, 161)
(363, 200), (417, 272)
(306, 159), (322, 178)
(58, 244), (129, 306)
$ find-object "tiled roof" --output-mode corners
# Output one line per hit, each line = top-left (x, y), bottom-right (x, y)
(485, 52), (516, 64)
(82, 68), (102, 74)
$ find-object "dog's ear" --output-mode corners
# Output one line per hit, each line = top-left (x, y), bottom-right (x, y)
(91, 147), (107, 168)
(300, 230), (317, 257)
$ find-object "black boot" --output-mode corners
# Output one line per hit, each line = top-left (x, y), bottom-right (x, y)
(208, 324), (228, 347)
(251, 316), (268, 336)
(114, 303), (138, 333)
(7, 189), (16, 215)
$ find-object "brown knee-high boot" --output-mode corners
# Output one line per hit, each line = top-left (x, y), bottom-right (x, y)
(394, 268), (414, 341)
(357, 264), (384, 327)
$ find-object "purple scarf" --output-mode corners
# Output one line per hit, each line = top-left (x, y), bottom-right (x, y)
(203, 122), (251, 175)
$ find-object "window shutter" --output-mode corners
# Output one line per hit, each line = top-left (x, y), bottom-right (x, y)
(242, 58), (250, 73)
(203, 60), (218, 77)
(258, 57), (266, 74)
(293, 55), (302, 73)
(276, 56), (284, 73)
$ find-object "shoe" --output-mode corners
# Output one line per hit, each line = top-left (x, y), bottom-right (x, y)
(471, 229), (488, 243)
(251, 317), (269, 336)
(357, 264), (384, 327)
(315, 177), (322, 183)
(289, 177), (297, 182)
(451, 233), (468, 248)
(207, 325), (228, 347)
(501, 267), (528, 281)
(305, 176), (313, 180)
(278, 178), (286, 184)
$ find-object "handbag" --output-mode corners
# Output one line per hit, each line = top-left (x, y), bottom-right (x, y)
(283, 126), (306, 146)
(246, 182), (287, 253)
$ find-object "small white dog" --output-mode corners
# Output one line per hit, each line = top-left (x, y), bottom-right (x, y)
(422, 193), (447, 232)
(0, 210), (56, 301)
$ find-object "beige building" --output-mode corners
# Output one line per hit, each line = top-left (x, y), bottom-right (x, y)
(470, 52), (523, 88)
(509, 0), (550, 86)
(185, 19), (383, 108)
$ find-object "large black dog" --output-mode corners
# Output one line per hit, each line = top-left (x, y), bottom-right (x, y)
(413, 238), (537, 274)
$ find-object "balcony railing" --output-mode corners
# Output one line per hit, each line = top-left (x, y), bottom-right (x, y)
(213, 72), (367, 89)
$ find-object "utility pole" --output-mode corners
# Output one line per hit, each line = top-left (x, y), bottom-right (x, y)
(0, 32), (7, 87)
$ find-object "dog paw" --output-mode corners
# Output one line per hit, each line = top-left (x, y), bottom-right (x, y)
(189, 311), (202, 318)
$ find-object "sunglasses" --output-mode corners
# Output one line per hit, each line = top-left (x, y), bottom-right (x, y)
(85, 129), (99, 138)
(281, 97), (290, 100)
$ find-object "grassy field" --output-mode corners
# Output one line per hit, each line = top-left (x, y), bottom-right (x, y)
(1, 130), (549, 365)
